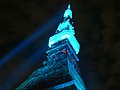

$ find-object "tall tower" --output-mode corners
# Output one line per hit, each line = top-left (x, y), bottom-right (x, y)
(16, 4), (86, 90)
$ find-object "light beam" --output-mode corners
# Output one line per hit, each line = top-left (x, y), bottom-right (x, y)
(0, 42), (47, 90)
(0, 9), (63, 67)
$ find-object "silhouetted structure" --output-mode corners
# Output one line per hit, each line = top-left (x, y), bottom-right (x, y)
(16, 4), (86, 90)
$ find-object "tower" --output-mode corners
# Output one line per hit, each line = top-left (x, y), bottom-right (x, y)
(16, 4), (86, 90)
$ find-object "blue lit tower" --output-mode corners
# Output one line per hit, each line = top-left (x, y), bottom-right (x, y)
(16, 4), (86, 90)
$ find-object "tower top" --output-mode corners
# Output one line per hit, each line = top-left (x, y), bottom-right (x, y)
(48, 4), (80, 54)
(63, 4), (72, 19)
(56, 4), (73, 33)
(68, 4), (71, 9)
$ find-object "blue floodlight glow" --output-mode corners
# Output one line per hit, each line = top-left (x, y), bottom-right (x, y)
(0, 42), (47, 90)
(64, 4), (72, 19)
(49, 30), (80, 54)
(0, 7), (63, 67)
(57, 19), (75, 34)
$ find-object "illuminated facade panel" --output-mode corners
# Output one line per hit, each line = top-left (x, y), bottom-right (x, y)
(49, 30), (80, 54)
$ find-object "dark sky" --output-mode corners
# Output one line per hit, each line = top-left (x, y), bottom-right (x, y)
(0, 0), (120, 90)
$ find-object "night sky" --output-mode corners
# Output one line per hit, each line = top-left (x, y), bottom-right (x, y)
(0, 0), (120, 90)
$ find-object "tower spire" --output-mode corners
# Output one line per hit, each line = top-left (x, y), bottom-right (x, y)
(68, 4), (71, 9)
(63, 4), (72, 19)
(55, 4), (74, 34)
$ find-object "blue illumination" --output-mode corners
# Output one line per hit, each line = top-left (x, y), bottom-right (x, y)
(49, 30), (80, 54)
(63, 4), (72, 19)
(49, 5), (86, 89)
(0, 7), (65, 89)
(0, 9), (63, 67)
(49, 4), (80, 54)
(57, 18), (75, 34)
(68, 60), (86, 90)
(0, 42), (47, 90)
